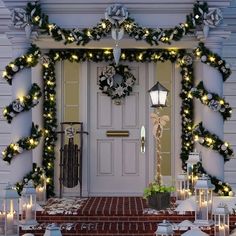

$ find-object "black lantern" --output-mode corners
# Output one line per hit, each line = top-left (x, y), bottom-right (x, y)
(148, 82), (169, 108)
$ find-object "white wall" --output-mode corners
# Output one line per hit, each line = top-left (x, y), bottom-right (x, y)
(0, 34), (12, 190)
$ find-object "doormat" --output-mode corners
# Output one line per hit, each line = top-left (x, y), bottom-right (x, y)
(42, 197), (88, 215)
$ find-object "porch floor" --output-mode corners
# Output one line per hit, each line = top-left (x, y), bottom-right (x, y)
(20, 196), (236, 236)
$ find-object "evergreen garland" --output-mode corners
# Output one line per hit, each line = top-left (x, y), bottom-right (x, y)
(3, 83), (42, 123)
(194, 42), (231, 81)
(190, 81), (232, 120)
(1, 123), (43, 164)
(193, 122), (233, 162)
(2, 45), (41, 85)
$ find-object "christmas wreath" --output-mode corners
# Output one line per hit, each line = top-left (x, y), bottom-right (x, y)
(98, 64), (136, 102)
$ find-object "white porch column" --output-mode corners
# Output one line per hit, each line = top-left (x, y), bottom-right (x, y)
(6, 31), (34, 184)
(196, 30), (230, 181)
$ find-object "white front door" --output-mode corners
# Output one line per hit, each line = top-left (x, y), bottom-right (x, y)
(89, 62), (148, 196)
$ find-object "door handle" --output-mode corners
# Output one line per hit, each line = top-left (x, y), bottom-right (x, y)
(140, 126), (145, 153)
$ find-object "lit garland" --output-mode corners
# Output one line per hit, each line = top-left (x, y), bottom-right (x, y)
(15, 163), (45, 195)
(194, 42), (231, 81)
(178, 54), (195, 167)
(193, 122), (233, 162)
(3, 83), (42, 123)
(2, 44), (41, 85)
(42, 62), (57, 197)
(2, 123), (43, 164)
(190, 81), (232, 120)
(24, 1), (209, 46)
(193, 162), (233, 196)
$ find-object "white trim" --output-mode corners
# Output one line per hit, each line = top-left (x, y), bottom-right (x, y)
(173, 63), (183, 180)
(147, 63), (155, 183)
(80, 62), (89, 197)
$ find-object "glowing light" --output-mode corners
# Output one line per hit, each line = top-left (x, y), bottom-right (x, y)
(224, 187), (229, 192)
(71, 54), (78, 60)
(202, 95), (208, 101)
(2, 71), (7, 77)
(43, 63), (49, 68)
(104, 50), (111, 55)
(13, 144), (18, 151)
(206, 137), (213, 144)
(209, 56), (215, 62)
(27, 56), (33, 63)
(224, 142), (229, 147)
(219, 100), (224, 105)
(194, 135), (199, 141)
(184, 109), (189, 114)
(87, 30), (91, 37)
(29, 139), (34, 145)
(185, 23), (189, 27)
(195, 14), (200, 19)
(138, 53), (143, 60)
(48, 24), (54, 30)
(89, 53), (93, 58)
(121, 53), (126, 59)
(34, 16), (40, 22)
(188, 93), (193, 98)
(19, 96), (24, 103)
(101, 22), (106, 29)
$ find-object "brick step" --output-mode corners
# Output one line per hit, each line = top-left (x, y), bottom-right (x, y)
(20, 221), (215, 236)
(36, 213), (195, 223)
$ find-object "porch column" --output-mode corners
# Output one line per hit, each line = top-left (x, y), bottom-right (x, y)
(196, 30), (230, 181)
(6, 31), (34, 184)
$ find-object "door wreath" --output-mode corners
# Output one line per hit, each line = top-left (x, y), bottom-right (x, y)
(98, 64), (136, 104)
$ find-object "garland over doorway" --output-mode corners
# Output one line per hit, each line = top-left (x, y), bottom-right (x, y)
(1, 1), (234, 197)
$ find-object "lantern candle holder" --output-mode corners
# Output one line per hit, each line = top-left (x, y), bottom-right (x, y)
(36, 175), (47, 204)
(176, 172), (188, 201)
(194, 174), (214, 226)
(155, 220), (174, 236)
(186, 150), (200, 192)
(213, 203), (230, 236)
(0, 183), (20, 236)
(20, 180), (37, 226)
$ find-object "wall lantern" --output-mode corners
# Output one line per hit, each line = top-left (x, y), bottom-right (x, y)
(20, 180), (37, 225)
(186, 150), (200, 191)
(213, 203), (230, 236)
(0, 183), (20, 236)
(194, 174), (214, 226)
(155, 220), (174, 236)
(44, 224), (62, 236)
(176, 172), (188, 201)
(148, 81), (169, 108)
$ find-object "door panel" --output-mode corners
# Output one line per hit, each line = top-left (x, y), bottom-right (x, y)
(89, 62), (147, 196)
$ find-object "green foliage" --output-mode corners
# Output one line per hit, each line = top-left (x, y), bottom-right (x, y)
(143, 182), (175, 199)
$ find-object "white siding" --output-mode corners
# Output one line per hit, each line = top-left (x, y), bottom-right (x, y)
(0, 34), (12, 188)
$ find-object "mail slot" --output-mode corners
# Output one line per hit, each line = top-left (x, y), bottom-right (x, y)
(106, 130), (129, 137)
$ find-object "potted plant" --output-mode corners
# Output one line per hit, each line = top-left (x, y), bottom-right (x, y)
(143, 182), (174, 210)
(144, 111), (174, 210)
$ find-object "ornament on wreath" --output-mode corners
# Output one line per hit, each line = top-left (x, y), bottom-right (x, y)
(12, 99), (24, 112)
(98, 64), (136, 105)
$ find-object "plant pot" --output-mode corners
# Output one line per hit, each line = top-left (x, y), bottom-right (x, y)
(147, 192), (170, 210)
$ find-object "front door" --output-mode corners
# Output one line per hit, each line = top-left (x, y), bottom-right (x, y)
(89, 62), (148, 196)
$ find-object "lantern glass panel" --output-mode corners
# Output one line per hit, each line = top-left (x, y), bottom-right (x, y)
(194, 175), (214, 225)
(0, 185), (19, 236)
(20, 181), (37, 225)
